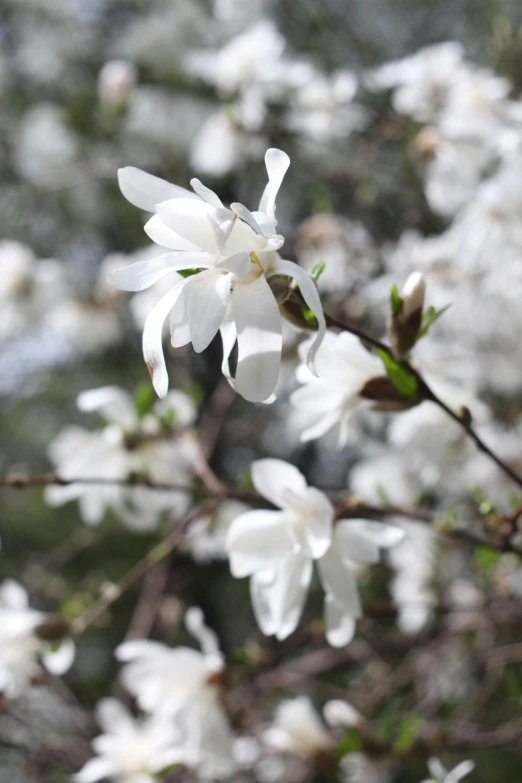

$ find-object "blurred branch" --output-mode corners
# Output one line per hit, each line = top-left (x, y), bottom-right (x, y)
(1, 471), (519, 554)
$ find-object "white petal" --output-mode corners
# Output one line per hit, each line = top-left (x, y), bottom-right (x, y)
(142, 279), (186, 397)
(219, 305), (237, 388)
(190, 177), (224, 208)
(76, 386), (137, 430)
(216, 252), (251, 278)
(268, 259), (326, 375)
(324, 595), (356, 648)
(184, 607), (222, 659)
(209, 208), (237, 254)
(42, 638), (75, 675)
(251, 459), (307, 508)
(118, 167), (196, 212)
(318, 546), (362, 618)
(250, 551), (312, 639)
(96, 698), (136, 735)
(259, 148), (290, 221)
(226, 510), (297, 577)
(231, 276), (282, 403)
(230, 202), (263, 235)
(155, 199), (219, 254)
(169, 283), (191, 348)
(341, 520), (405, 550)
(0, 580), (29, 610)
(428, 758), (448, 779)
(301, 487), (334, 559)
(187, 269), (232, 352)
(446, 761), (475, 783)
(144, 213), (202, 251)
(107, 252), (186, 292)
(334, 522), (380, 565)
(73, 757), (115, 783)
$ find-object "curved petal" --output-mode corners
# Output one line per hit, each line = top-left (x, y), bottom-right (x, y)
(251, 459), (307, 508)
(190, 178), (223, 208)
(339, 520), (405, 550)
(216, 252), (250, 278)
(446, 761), (476, 783)
(324, 594), (357, 648)
(268, 258), (326, 375)
(317, 546), (362, 618)
(118, 167), (195, 212)
(143, 279), (186, 397)
(76, 386), (137, 430)
(231, 275), (282, 403)
(334, 522), (380, 565)
(96, 698), (136, 735)
(107, 252), (186, 292)
(155, 199), (219, 254)
(144, 214), (203, 252)
(187, 269), (232, 352)
(73, 757), (116, 783)
(219, 304), (237, 387)
(259, 148), (290, 222)
(250, 551), (312, 639)
(301, 487), (334, 559)
(226, 509), (297, 578)
(209, 208), (237, 254)
(169, 283), (191, 348)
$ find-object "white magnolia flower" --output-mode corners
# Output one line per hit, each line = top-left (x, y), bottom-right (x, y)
(0, 580), (74, 699)
(226, 460), (403, 646)
(116, 607), (235, 779)
(367, 42), (465, 123)
(74, 699), (192, 783)
(264, 696), (333, 759)
(421, 757), (475, 783)
(290, 331), (382, 446)
(45, 386), (195, 530)
(110, 148), (325, 402)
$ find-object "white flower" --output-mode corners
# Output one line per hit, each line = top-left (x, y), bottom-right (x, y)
(0, 580), (74, 699)
(290, 331), (382, 447)
(225, 459), (403, 646)
(367, 42), (465, 123)
(110, 148), (325, 402)
(45, 385), (195, 530)
(74, 699), (192, 783)
(116, 608), (236, 779)
(421, 757), (475, 783)
(97, 59), (137, 109)
(264, 696), (333, 758)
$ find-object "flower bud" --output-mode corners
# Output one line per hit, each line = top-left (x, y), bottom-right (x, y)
(388, 272), (426, 359)
(97, 60), (137, 110)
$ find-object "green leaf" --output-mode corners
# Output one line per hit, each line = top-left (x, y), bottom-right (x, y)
(178, 268), (200, 278)
(418, 303), (451, 339)
(376, 349), (418, 398)
(336, 729), (361, 759)
(301, 305), (319, 328)
(393, 715), (422, 754)
(390, 283), (401, 316)
(133, 381), (155, 419)
(310, 261), (326, 282)
(474, 545), (501, 574)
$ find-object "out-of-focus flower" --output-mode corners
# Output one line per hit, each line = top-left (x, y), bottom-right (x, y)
(116, 608), (236, 779)
(226, 459), (403, 645)
(74, 698), (193, 783)
(420, 757), (475, 783)
(111, 148), (325, 402)
(183, 499), (251, 563)
(366, 42), (465, 123)
(286, 70), (368, 145)
(45, 386), (195, 530)
(185, 21), (312, 132)
(0, 580), (74, 699)
(264, 696), (333, 759)
(97, 59), (137, 109)
(290, 332), (383, 446)
(13, 102), (79, 187)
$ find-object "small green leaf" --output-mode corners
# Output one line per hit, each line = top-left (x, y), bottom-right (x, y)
(133, 381), (155, 419)
(178, 269), (200, 278)
(376, 349), (418, 398)
(474, 545), (501, 574)
(336, 729), (361, 759)
(418, 303), (451, 339)
(310, 261), (326, 282)
(301, 305), (319, 328)
(393, 715), (422, 754)
(390, 283), (401, 316)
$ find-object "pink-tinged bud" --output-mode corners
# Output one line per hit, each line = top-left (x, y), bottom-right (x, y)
(401, 272), (426, 318)
(97, 60), (137, 109)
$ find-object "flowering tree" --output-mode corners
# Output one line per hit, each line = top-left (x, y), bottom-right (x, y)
(2, 2), (522, 782)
